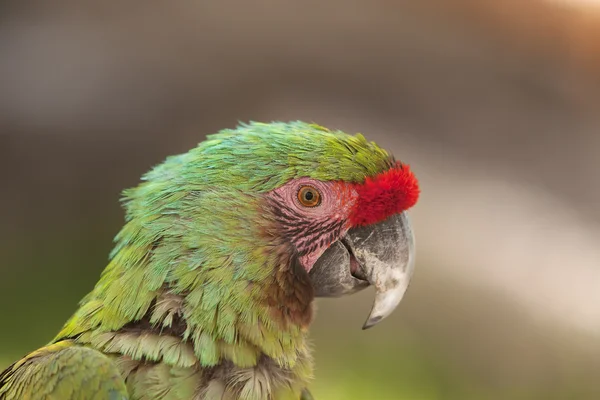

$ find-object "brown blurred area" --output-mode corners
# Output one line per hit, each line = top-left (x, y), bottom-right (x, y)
(1, 1), (599, 399)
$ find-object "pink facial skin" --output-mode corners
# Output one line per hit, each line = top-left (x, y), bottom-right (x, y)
(266, 177), (358, 272)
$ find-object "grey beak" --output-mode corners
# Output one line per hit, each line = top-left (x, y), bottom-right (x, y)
(309, 212), (415, 329)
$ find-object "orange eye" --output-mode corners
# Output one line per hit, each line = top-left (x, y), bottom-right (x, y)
(297, 185), (321, 207)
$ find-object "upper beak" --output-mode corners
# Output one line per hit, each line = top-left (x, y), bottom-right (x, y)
(309, 212), (415, 329)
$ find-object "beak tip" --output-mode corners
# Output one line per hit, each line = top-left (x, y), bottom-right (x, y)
(362, 315), (383, 330)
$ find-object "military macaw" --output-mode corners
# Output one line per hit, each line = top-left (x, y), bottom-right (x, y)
(0, 121), (419, 400)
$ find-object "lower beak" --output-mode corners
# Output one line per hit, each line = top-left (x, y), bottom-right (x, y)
(309, 212), (415, 329)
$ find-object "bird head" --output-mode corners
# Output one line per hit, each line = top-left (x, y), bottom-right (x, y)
(263, 148), (419, 329)
(145, 121), (419, 329)
(91, 121), (419, 338)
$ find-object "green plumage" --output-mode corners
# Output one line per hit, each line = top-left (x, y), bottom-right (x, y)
(0, 121), (393, 400)
(0, 341), (128, 400)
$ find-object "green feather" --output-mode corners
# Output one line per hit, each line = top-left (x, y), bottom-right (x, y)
(2, 121), (395, 399)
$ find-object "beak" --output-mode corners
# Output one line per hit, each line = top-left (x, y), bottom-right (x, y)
(309, 212), (415, 329)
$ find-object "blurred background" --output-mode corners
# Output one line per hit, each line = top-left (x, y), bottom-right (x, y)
(1, 0), (600, 399)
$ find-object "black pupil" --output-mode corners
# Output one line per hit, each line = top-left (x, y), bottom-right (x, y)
(304, 190), (314, 201)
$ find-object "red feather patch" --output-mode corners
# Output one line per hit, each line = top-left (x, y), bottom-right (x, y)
(349, 163), (420, 226)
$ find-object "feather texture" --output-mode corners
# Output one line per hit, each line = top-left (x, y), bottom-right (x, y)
(1, 121), (407, 399)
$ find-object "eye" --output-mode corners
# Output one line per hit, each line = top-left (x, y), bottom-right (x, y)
(297, 185), (321, 207)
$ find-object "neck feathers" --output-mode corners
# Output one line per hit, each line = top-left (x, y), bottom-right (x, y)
(55, 206), (315, 372)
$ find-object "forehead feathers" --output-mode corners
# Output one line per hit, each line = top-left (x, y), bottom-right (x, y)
(152, 121), (395, 192)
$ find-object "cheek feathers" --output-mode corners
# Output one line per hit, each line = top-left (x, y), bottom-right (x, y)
(349, 163), (420, 226)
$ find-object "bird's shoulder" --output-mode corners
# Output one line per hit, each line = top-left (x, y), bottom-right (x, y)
(0, 340), (128, 400)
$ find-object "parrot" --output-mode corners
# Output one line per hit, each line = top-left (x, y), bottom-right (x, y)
(0, 121), (420, 400)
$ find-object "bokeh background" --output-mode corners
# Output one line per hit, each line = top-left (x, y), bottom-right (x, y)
(1, 1), (600, 399)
